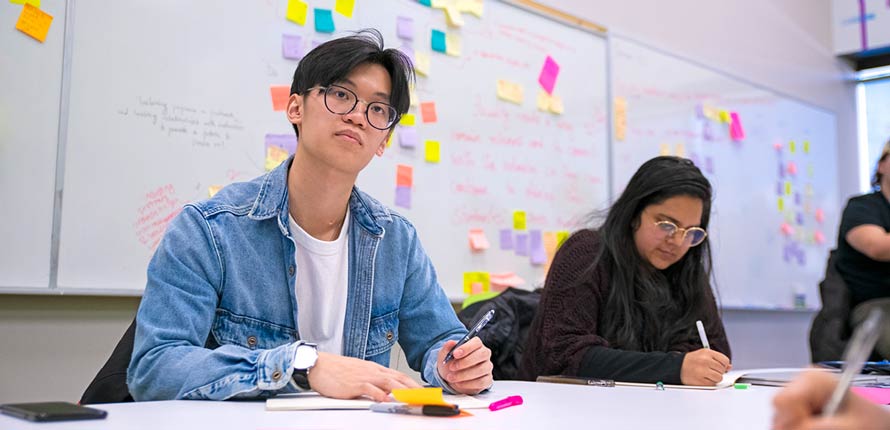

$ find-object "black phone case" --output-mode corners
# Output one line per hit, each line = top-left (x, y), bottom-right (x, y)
(1, 402), (108, 422)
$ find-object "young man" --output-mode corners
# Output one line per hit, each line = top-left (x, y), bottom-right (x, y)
(127, 30), (493, 401)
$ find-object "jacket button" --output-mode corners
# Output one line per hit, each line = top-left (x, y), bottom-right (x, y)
(247, 336), (257, 347)
(272, 370), (282, 381)
(288, 265), (295, 277)
(385, 331), (394, 341)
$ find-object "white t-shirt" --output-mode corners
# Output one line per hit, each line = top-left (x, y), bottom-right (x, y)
(288, 210), (350, 355)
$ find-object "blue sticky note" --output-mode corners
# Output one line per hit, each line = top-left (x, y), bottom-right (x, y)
(282, 34), (304, 60)
(397, 16), (414, 40)
(314, 8), (335, 33)
(395, 186), (411, 209)
(515, 233), (528, 257)
(431, 29), (447, 53)
(418, 0), (432, 6)
(399, 126), (418, 148)
(499, 229), (513, 250)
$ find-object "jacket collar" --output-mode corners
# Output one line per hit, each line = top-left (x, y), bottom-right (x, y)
(248, 155), (389, 237)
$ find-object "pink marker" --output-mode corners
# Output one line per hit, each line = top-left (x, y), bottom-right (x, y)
(488, 395), (523, 411)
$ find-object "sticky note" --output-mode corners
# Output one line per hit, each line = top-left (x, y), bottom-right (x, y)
(15, 4), (52, 43)
(414, 52), (431, 76)
(780, 223), (794, 237)
(675, 143), (686, 158)
(420, 102), (438, 123)
(803, 140), (811, 154)
(399, 126), (418, 148)
(286, 0), (309, 25)
(538, 56), (560, 94)
(785, 181), (792, 195)
(445, 33), (461, 56)
(729, 112), (745, 141)
(395, 186), (411, 209)
(499, 228), (513, 250)
(410, 87), (418, 107)
(536, 91), (550, 112)
(796, 212), (804, 225)
(282, 34), (304, 60)
(543, 231), (558, 257)
(702, 121), (714, 141)
(265, 133), (297, 155)
(815, 208), (825, 223)
(529, 230), (546, 265)
(431, 29), (447, 53)
(778, 197), (785, 212)
(424, 140), (440, 163)
(659, 143), (671, 156)
(314, 8), (335, 33)
(399, 113), (416, 126)
(392, 387), (451, 406)
(490, 272), (524, 288)
(548, 94), (564, 114)
(614, 97), (627, 141)
(398, 45), (415, 65)
(556, 231), (570, 248)
(515, 233), (528, 256)
(270, 85), (291, 111)
(469, 228), (490, 251)
(418, 0), (432, 5)
(334, 0), (355, 17)
(718, 110), (730, 123)
(496, 80), (524, 105)
(397, 16), (414, 40)
(10, 0), (40, 7)
(704, 157), (714, 174)
(444, 5), (465, 27)
(462, 272), (491, 295)
(386, 130), (395, 148)
(266, 145), (290, 171)
(208, 185), (222, 198)
(513, 211), (527, 230)
(789, 140), (796, 153)
(537, 91), (563, 114)
(787, 161), (798, 176)
(457, 0), (484, 17)
(396, 164), (413, 187)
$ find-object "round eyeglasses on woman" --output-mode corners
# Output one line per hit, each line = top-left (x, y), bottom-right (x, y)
(307, 85), (400, 130)
(654, 220), (708, 247)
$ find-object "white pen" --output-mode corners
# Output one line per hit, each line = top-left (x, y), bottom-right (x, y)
(696, 320), (710, 349)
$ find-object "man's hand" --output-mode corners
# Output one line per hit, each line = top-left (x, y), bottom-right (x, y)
(436, 337), (493, 394)
(307, 352), (420, 402)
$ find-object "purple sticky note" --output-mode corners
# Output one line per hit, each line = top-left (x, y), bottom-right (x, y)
(399, 126), (418, 148)
(529, 230), (546, 265)
(395, 186), (411, 209)
(282, 34), (305, 60)
(794, 192), (801, 205)
(694, 103), (704, 119)
(265, 133), (298, 154)
(796, 212), (804, 225)
(499, 229), (513, 250)
(704, 157), (714, 174)
(397, 16), (414, 40)
(312, 39), (325, 49)
(776, 181), (783, 196)
(515, 233), (528, 256)
(702, 121), (714, 141)
(778, 162), (785, 178)
(398, 44), (415, 65)
(538, 56), (560, 94)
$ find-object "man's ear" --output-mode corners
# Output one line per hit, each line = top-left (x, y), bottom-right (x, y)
(286, 93), (303, 128)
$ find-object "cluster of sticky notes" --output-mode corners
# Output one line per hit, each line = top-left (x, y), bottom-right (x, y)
(729, 112), (745, 141)
(424, 140), (441, 163)
(265, 134), (298, 171)
(463, 272), (491, 294)
(614, 97), (627, 141)
(500, 223), (569, 268)
(468, 228), (490, 251)
(395, 164), (413, 209)
(536, 91), (564, 115)
(497, 80), (524, 105)
(15, 3), (53, 43)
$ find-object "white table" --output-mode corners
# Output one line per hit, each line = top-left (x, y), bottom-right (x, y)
(0, 380), (780, 429)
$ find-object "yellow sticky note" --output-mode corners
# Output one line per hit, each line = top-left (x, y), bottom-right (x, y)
(778, 197), (784, 212)
(785, 181), (792, 195)
(462, 272), (491, 295)
(409, 87), (418, 107)
(457, 0), (484, 17)
(334, 0), (355, 18)
(659, 143), (671, 156)
(803, 140), (810, 154)
(445, 33), (461, 56)
(445, 6), (465, 27)
(513, 210), (527, 230)
(10, 0), (40, 7)
(208, 185), (223, 198)
(424, 140), (440, 163)
(548, 94), (564, 114)
(718, 110), (730, 123)
(614, 97), (627, 141)
(386, 130), (395, 148)
(414, 52), (431, 77)
(266, 146), (290, 171)
(807, 164), (814, 178)
(286, 0), (309, 25)
(496, 80), (523, 105)
(789, 140), (796, 153)
(536, 91), (550, 112)
(675, 143), (686, 158)
(392, 387), (451, 406)
(15, 3), (53, 43)
(556, 231), (570, 248)
(399, 113), (416, 126)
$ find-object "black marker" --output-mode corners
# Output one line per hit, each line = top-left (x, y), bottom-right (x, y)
(443, 309), (495, 364)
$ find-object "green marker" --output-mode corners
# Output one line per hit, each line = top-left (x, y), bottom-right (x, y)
(734, 383), (749, 390)
(655, 381), (664, 390)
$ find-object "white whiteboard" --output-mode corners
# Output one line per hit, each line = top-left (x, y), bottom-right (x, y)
(56, 0), (610, 297)
(611, 36), (840, 310)
(0, 1), (66, 289)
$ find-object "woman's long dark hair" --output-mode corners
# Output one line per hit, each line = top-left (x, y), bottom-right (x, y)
(595, 156), (715, 351)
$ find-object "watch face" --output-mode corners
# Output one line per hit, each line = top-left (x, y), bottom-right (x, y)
(293, 344), (318, 369)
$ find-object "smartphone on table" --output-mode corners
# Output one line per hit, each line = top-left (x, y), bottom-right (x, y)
(1, 401), (108, 422)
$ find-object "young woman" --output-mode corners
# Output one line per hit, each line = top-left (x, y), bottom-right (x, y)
(519, 156), (731, 386)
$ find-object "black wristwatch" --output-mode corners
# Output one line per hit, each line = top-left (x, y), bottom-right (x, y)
(291, 342), (318, 390)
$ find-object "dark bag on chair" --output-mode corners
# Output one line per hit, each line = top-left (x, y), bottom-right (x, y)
(809, 250), (852, 363)
(80, 318), (136, 404)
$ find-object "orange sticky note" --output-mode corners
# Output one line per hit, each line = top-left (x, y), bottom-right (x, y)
(334, 0), (355, 18)
(270, 85), (290, 111)
(420, 102), (437, 123)
(424, 140), (440, 163)
(286, 0), (309, 25)
(392, 387), (452, 406)
(468, 228), (490, 251)
(396, 164), (413, 187)
(15, 4), (53, 43)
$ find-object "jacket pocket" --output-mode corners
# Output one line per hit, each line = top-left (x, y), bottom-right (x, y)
(211, 308), (298, 350)
(365, 309), (399, 357)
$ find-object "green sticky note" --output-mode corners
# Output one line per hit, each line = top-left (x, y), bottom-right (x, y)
(431, 29), (447, 53)
(314, 8), (335, 33)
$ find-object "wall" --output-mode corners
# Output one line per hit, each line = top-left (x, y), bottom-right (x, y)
(0, 0), (855, 404)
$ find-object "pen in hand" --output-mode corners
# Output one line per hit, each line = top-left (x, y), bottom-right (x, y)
(444, 309), (495, 364)
(696, 320), (710, 349)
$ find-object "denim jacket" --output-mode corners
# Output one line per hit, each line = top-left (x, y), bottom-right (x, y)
(127, 157), (467, 400)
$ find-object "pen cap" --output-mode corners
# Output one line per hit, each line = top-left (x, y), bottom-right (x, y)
(488, 395), (523, 411)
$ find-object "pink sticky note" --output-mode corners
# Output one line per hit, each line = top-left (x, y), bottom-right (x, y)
(815, 208), (825, 223)
(538, 56), (560, 94)
(490, 272), (525, 288)
(395, 186), (411, 209)
(729, 112), (745, 141)
(399, 126), (418, 148)
(420, 101), (438, 123)
(469, 228), (490, 251)
(396, 164), (413, 187)
(814, 230), (826, 244)
(852, 387), (890, 405)
(499, 228), (513, 250)
(787, 161), (798, 176)
(773, 141), (783, 151)
(780, 223), (794, 237)
(282, 34), (305, 60)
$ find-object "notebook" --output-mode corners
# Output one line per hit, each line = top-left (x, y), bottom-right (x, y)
(265, 392), (490, 411)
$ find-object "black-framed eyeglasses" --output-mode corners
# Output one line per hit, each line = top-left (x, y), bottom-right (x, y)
(654, 220), (708, 247)
(307, 85), (399, 130)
